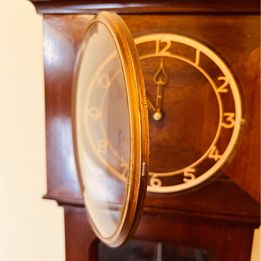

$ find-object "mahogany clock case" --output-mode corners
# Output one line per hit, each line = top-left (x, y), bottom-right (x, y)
(29, 0), (260, 260)
(38, 9), (260, 207)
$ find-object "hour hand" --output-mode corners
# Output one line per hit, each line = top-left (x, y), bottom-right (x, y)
(152, 58), (168, 121)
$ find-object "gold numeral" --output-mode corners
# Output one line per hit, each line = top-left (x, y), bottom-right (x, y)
(183, 168), (196, 183)
(155, 39), (171, 55)
(97, 139), (108, 154)
(150, 176), (162, 187)
(97, 74), (110, 89)
(222, 112), (235, 128)
(88, 107), (101, 121)
(195, 49), (200, 65)
(121, 162), (128, 177)
(208, 146), (222, 161)
(217, 76), (230, 93)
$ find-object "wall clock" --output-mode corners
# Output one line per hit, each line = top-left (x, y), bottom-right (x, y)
(28, 0), (260, 259)
(72, 11), (243, 247)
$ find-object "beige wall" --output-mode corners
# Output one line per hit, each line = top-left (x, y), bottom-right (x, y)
(0, 1), (64, 261)
(252, 229), (260, 261)
(0, 1), (259, 261)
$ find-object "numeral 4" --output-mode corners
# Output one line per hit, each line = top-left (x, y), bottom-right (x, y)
(208, 146), (222, 161)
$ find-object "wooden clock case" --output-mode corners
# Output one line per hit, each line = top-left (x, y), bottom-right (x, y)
(29, 1), (260, 260)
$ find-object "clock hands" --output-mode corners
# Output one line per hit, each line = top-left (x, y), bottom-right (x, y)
(151, 57), (168, 121)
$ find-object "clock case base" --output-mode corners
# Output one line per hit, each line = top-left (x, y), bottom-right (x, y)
(63, 205), (255, 261)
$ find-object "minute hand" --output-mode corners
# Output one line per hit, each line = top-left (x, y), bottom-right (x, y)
(153, 58), (168, 121)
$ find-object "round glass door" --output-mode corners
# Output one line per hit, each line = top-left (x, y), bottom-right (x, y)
(72, 12), (149, 247)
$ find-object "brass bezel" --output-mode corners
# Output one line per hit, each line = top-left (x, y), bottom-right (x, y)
(72, 12), (149, 247)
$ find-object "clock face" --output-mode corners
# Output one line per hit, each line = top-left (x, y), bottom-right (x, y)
(134, 34), (242, 193)
(72, 12), (149, 247)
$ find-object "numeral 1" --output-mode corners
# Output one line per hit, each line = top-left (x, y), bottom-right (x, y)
(195, 49), (200, 65)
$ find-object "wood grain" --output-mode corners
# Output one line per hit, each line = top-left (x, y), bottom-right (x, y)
(43, 15), (94, 205)
(34, 6), (260, 261)
(136, 210), (255, 261)
(42, 14), (260, 205)
(64, 206), (255, 261)
(64, 206), (98, 260)
(29, 0), (260, 14)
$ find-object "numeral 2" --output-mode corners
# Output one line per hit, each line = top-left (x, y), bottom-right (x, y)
(217, 76), (230, 93)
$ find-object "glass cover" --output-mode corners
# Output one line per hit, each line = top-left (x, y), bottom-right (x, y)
(73, 12), (148, 246)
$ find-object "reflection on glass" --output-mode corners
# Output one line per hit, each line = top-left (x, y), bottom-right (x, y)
(75, 22), (130, 238)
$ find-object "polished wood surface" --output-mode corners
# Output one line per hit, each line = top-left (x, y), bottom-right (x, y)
(43, 15), (94, 206)
(30, 0), (260, 14)
(64, 207), (98, 260)
(227, 47), (260, 202)
(64, 206), (255, 260)
(42, 14), (260, 204)
(29, 1), (260, 260)
(136, 210), (255, 261)
(123, 14), (260, 201)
